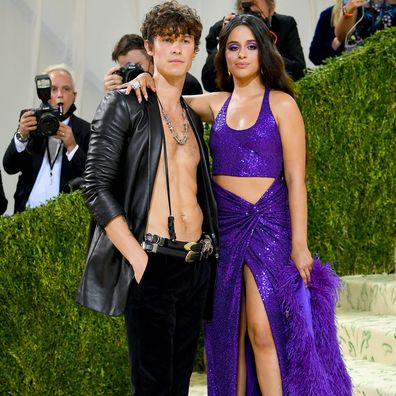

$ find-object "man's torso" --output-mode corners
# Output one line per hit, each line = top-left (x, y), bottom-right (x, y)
(145, 112), (203, 242)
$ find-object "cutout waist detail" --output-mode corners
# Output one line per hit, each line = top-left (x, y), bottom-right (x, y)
(213, 175), (275, 205)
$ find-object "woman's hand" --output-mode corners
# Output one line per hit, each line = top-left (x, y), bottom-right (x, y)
(120, 72), (156, 103)
(344, 0), (369, 13)
(291, 246), (313, 288)
(331, 37), (341, 51)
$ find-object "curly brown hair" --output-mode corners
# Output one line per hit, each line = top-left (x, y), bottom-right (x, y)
(141, 1), (202, 53)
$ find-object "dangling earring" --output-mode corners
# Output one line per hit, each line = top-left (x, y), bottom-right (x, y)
(228, 69), (232, 77)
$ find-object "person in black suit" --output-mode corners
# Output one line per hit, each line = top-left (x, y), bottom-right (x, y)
(0, 169), (7, 215)
(3, 64), (91, 213)
(103, 33), (203, 95)
(201, 0), (306, 91)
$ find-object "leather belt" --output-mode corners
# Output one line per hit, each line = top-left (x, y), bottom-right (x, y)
(141, 233), (213, 263)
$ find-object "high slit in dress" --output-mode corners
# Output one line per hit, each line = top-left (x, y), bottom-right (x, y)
(204, 90), (352, 395)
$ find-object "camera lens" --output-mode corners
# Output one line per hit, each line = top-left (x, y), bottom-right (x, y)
(38, 113), (59, 136)
(123, 63), (144, 83)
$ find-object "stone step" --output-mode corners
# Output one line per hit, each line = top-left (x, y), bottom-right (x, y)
(190, 362), (396, 396)
(189, 372), (207, 396)
(189, 358), (396, 396)
(337, 310), (396, 366)
(338, 274), (396, 315)
(345, 357), (396, 396)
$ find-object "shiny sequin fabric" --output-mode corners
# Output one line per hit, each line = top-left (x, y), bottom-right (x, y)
(204, 92), (352, 395)
(209, 89), (283, 178)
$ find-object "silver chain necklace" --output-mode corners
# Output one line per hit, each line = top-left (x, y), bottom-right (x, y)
(158, 99), (189, 145)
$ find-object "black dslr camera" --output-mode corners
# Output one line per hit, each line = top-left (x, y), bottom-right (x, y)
(240, 1), (262, 18)
(20, 74), (63, 137)
(113, 63), (144, 83)
(240, 1), (271, 27)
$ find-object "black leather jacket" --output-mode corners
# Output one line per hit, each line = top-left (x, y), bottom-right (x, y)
(80, 89), (218, 316)
(0, 170), (7, 215)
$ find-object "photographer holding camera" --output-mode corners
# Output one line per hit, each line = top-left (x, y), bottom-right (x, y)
(103, 33), (203, 95)
(201, 0), (306, 91)
(3, 64), (90, 213)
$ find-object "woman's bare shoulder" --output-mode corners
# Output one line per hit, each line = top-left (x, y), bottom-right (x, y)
(269, 89), (299, 114)
(268, 89), (302, 126)
(269, 89), (296, 107)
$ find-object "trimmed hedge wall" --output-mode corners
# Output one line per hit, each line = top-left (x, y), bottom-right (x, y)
(1, 28), (395, 395)
(296, 27), (395, 275)
(0, 192), (131, 395)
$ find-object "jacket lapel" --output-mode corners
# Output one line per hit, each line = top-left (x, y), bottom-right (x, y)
(145, 93), (163, 202)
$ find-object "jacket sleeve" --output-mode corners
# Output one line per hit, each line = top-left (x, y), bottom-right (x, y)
(2, 138), (32, 175)
(83, 90), (132, 228)
(0, 170), (7, 215)
(67, 117), (91, 175)
(276, 16), (306, 81)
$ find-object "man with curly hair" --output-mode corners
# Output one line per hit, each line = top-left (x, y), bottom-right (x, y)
(77, 2), (218, 395)
(103, 33), (203, 95)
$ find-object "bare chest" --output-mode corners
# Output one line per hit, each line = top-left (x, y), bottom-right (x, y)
(161, 120), (201, 171)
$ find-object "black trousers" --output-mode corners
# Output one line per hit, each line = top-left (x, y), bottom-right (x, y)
(124, 252), (211, 396)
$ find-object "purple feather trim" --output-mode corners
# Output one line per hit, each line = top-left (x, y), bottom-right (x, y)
(276, 257), (352, 395)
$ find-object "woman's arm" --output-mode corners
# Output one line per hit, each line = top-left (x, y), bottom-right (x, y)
(184, 92), (229, 123)
(123, 73), (228, 123)
(272, 91), (313, 287)
(335, 0), (367, 42)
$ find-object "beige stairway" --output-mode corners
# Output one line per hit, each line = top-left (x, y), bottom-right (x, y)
(337, 274), (396, 396)
(189, 274), (396, 396)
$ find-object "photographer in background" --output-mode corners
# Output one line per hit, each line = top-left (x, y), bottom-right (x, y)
(104, 33), (203, 95)
(0, 170), (7, 215)
(201, 0), (306, 92)
(2, 64), (90, 213)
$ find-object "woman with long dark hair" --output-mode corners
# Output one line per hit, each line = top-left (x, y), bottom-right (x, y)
(128, 14), (351, 396)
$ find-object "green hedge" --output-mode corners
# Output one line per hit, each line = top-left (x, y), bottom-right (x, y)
(0, 193), (130, 395)
(1, 28), (395, 395)
(296, 27), (395, 274)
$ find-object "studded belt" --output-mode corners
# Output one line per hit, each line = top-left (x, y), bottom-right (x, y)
(141, 233), (213, 263)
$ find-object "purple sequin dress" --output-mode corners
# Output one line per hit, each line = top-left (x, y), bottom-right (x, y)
(204, 90), (352, 395)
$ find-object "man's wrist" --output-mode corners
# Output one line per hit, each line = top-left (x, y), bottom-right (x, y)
(66, 144), (79, 160)
(15, 129), (29, 143)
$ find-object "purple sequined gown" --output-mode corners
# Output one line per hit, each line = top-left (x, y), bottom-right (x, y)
(205, 90), (352, 395)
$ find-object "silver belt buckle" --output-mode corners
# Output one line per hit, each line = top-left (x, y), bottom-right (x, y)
(201, 235), (213, 256)
(141, 240), (158, 253)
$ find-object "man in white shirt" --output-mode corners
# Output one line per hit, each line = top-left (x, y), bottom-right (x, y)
(3, 64), (91, 213)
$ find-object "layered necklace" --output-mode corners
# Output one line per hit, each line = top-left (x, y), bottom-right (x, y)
(158, 98), (189, 145)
